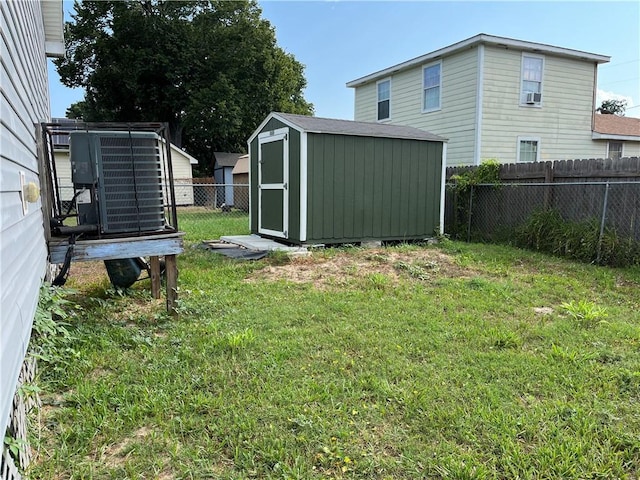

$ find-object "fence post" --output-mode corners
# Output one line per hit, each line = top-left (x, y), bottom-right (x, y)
(543, 162), (554, 210)
(467, 185), (474, 242)
(596, 182), (610, 264)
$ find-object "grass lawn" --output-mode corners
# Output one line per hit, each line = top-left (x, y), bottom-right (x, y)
(29, 219), (640, 479)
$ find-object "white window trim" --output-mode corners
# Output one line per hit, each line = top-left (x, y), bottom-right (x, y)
(516, 136), (541, 163)
(422, 60), (442, 113)
(376, 78), (392, 122)
(606, 141), (623, 160)
(519, 53), (545, 108)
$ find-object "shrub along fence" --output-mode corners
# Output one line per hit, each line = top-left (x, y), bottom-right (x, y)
(445, 157), (640, 266)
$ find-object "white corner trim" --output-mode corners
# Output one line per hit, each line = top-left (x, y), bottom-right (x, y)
(474, 45), (484, 165)
(299, 131), (308, 242)
(440, 143), (447, 235)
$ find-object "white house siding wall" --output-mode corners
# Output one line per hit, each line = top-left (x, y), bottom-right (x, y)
(353, 47), (479, 166)
(169, 147), (195, 206)
(353, 81), (377, 123)
(53, 149), (72, 201)
(592, 141), (640, 159)
(0, 0), (51, 438)
(620, 143), (640, 158)
(481, 46), (603, 163)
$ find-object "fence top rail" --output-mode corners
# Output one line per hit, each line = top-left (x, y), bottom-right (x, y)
(446, 181), (640, 187)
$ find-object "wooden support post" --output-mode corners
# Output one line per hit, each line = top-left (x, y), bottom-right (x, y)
(149, 256), (161, 299)
(165, 254), (178, 315)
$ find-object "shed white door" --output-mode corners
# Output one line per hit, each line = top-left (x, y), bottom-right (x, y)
(258, 128), (289, 238)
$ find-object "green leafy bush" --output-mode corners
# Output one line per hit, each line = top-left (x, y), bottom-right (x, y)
(448, 159), (502, 239)
(31, 285), (80, 376)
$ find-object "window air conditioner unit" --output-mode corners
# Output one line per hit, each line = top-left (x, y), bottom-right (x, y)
(70, 130), (165, 235)
(526, 92), (542, 104)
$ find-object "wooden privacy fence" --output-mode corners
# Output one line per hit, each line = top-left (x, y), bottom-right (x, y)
(446, 157), (640, 184)
(445, 158), (640, 263)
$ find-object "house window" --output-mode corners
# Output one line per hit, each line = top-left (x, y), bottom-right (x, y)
(517, 137), (540, 163)
(521, 54), (544, 105)
(423, 62), (441, 112)
(608, 141), (623, 160)
(377, 79), (390, 121)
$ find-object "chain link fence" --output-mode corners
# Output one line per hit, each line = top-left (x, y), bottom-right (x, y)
(173, 183), (250, 241)
(445, 181), (640, 266)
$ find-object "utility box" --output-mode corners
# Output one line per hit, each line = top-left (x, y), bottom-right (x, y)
(248, 112), (447, 245)
(70, 131), (165, 234)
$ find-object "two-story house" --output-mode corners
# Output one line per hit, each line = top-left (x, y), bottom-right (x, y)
(347, 34), (620, 166)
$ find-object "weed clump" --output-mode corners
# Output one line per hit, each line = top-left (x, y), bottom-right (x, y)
(561, 300), (608, 328)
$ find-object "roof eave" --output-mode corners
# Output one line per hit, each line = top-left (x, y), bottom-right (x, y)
(305, 129), (448, 142)
(41, 0), (65, 58)
(346, 33), (610, 88)
(592, 132), (640, 141)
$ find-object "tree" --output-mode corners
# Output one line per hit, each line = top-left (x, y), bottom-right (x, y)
(56, 0), (313, 174)
(597, 99), (627, 116)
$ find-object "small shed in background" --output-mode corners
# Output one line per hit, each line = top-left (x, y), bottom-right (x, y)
(248, 112), (447, 245)
(232, 154), (249, 211)
(213, 151), (244, 207)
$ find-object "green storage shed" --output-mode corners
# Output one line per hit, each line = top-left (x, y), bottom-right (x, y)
(247, 112), (447, 245)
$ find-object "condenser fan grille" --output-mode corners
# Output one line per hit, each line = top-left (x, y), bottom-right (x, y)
(99, 135), (164, 233)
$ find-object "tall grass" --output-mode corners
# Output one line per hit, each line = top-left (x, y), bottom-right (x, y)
(515, 208), (640, 267)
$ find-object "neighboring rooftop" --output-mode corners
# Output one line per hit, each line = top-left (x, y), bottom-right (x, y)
(593, 114), (640, 139)
(232, 155), (249, 175)
(214, 152), (245, 168)
(346, 33), (611, 88)
(264, 112), (447, 142)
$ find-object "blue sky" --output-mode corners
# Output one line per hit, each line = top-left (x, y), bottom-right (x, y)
(49, 1), (640, 119)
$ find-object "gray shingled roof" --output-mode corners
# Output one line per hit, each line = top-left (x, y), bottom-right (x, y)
(214, 152), (245, 167)
(274, 113), (447, 142)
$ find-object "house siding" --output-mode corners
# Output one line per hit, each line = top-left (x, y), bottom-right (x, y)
(354, 47), (478, 166)
(481, 46), (603, 163)
(592, 140), (640, 159)
(170, 148), (196, 206)
(0, 0), (52, 438)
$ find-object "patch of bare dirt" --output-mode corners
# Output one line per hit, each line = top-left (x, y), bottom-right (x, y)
(247, 248), (475, 290)
(66, 261), (110, 288)
(102, 426), (154, 468)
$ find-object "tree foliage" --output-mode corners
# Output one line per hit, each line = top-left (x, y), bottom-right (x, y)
(597, 99), (626, 116)
(56, 0), (313, 174)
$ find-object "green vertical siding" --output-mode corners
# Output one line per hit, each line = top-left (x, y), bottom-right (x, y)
(306, 133), (442, 244)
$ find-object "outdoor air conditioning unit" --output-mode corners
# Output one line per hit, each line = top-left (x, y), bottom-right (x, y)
(526, 92), (542, 104)
(69, 131), (165, 235)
